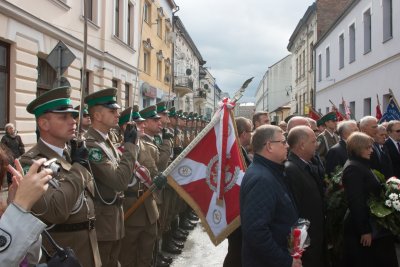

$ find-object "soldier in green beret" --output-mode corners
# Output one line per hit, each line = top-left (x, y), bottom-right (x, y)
(75, 104), (91, 139)
(124, 105), (172, 266)
(316, 111), (339, 163)
(84, 88), (139, 267)
(20, 86), (101, 267)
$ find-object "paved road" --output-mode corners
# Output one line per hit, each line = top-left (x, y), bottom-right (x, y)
(171, 224), (228, 267)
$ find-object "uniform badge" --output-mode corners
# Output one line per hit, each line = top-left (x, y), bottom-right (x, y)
(22, 165), (30, 175)
(89, 148), (103, 162)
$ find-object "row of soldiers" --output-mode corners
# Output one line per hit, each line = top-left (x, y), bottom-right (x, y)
(19, 86), (209, 267)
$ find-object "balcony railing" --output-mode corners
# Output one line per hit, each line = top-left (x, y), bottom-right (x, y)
(174, 76), (193, 90)
(194, 90), (207, 99)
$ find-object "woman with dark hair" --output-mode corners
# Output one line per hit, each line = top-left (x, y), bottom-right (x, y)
(342, 132), (398, 267)
(0, 147), (52, 266)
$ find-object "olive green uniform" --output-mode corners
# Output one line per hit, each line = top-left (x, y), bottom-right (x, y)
(317, 129), (339, 163)
(119, 136), (159, 267)
(20, 140), (101, 267)
(85, 127), (137, 267)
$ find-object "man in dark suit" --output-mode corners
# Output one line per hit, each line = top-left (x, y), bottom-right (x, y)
(384, 120), (400, 178)
(325, 120), (358, 177)
(223, 117), (252, 267)
(361, 116), (393, 178)
(285, 126), (325, 267)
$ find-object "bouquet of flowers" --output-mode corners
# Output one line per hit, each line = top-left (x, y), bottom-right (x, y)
(288, 218), (310, 259)
(369, 175), (400, 235)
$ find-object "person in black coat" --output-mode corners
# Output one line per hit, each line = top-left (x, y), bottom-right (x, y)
(360, 116), (393, 179)
(285, 126), (325, 267)
(342, 132), (398, 267)
(384, 120), (400, 178)
(325, 120), (358, 177)
(240, 125), (300, 267)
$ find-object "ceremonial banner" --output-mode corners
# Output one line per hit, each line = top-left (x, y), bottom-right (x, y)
(165, 99), (245, 245)
(308, 106), (321, 121)
(342, 97), (351, 120)
(380, 97), (400, 123)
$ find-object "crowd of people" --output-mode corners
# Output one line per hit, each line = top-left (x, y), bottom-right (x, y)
(1, 87), (400, 267)
(237, 111), (400, 267)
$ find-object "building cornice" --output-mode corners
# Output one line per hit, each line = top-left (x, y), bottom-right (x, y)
(287, 2), (316, 51)
(0, 1), (138, 74)
(174, 16), (206, 65)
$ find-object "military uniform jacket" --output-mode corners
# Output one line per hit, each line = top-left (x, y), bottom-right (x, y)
(20, 139), (101, 267)
(157, 133), (173, 172)
(124, 138), (159, 227)
(84, 127), (137, 241)
(317, 130), (339, 162)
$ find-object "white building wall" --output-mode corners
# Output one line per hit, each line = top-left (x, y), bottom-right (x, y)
(267, 55), (292, 113)
(315, 0), (400, 119)
(254, 71), (268, 111)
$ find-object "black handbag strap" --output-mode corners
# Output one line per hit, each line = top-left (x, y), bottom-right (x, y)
(41, 229), (68, 260)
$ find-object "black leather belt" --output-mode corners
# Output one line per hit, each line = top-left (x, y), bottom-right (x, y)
(49, 219), (95, 232)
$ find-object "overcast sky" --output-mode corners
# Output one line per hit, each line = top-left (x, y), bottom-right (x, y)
(176, 0), (315, 103)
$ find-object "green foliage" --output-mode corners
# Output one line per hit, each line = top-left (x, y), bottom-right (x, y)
(325, 166), (346, 262)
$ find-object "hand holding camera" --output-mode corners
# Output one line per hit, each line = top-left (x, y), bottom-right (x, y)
(7, 158), (52, 211)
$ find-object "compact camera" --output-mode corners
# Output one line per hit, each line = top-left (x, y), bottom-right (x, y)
(41, 158), (61, 177)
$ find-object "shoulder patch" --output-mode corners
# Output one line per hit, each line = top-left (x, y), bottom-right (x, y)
(89, 148), (103, 162)
(22, 165), (31, 175)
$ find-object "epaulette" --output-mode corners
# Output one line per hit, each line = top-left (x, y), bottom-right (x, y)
(21, 146), (41, 159)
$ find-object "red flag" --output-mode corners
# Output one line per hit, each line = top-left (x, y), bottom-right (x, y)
(342, 97), (351, 120)
(166, 99), (245, 245)
(331, 104), (345, 121)
(308, 106), (321, 121)
(376, 104), (383, 120)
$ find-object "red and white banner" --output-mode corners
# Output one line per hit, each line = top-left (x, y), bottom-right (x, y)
(165, 98), (245, 245)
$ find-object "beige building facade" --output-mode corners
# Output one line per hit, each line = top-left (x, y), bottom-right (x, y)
(0, 0), (143, 147)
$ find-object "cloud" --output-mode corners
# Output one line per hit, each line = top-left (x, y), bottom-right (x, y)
(177, 0), (315, 103)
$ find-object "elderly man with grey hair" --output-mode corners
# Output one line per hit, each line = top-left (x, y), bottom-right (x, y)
(325, 120), (358, 177)
(360, 116), (392, 178)
(285, 125), (325, 267)
(240, 125), (300, 267)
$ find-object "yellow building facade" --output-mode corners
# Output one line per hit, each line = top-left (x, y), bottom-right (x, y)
(139, 0), (176, 107)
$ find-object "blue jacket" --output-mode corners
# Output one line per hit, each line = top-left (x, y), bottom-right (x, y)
(240, 154), (298, 267)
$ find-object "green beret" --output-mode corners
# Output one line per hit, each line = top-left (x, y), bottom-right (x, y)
(131, 105), (145, 122)
(168, 107), (176, 117)
(119, 107), (132, 126)
(84, 88), (120, 109)
(140, 105), (160, 119)
(74, 104), (89, 115)
(319, 111), (337, 125)
(156, 101), (168, 114)
(27, 86), (78, 118)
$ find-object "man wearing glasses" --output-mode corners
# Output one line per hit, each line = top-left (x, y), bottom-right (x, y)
(240, 125), (301, 267)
